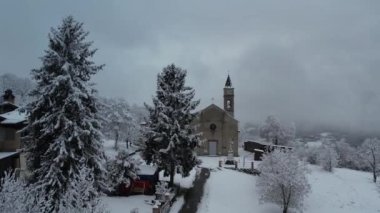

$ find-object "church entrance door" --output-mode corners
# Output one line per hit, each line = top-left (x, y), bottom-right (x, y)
(208, 141), (217, 156)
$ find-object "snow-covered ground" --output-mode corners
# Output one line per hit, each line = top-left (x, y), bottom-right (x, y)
(103, 142), (380, 213)
(198, 156), (380, 213)
(102, 139), (197, 213)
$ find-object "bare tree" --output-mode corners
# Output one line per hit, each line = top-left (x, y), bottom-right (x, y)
(257, 150), (310, 213)
(359, 138), (380, 183)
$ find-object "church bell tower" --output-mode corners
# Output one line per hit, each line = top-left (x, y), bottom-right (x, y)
(224, 75), (234, 117)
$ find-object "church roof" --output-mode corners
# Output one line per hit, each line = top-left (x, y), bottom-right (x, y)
(198, 104), (238, 122)
(225, 75), (232, 88)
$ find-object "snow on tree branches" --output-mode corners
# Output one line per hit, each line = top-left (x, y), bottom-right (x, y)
(98, 97), (145, 150)
(106, 150), (139, 193)
(317, 141), (338, 172)
(0, 171), (32, 213)
(143, 64), (200, 187)
(359, 138), (380, 183)
(24, 16), (106, 212)
(257, 150), (310, 213)
(259, 115), (295, 145)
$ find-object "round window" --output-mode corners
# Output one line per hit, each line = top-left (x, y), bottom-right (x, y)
(210, 123), (217, 131)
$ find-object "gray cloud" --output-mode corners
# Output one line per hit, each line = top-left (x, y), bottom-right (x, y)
(0, 0), (379, 133)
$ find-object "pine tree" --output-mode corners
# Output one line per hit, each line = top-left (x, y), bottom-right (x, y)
(24, 16), (106, 212)
(105, 150), (139, 193)
(144, 64), (200, 187)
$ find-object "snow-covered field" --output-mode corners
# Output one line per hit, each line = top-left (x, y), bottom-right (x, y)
(198, 156), (380, 213)
(103, 143), (380, 213)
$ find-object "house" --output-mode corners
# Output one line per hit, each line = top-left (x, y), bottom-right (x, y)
(193, 75), (239, 156)
(244, 140), (293, 160)
(0, 89), (27, 177)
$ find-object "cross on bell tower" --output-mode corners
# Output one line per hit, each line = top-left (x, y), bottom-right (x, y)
(224, 75), (234, 117)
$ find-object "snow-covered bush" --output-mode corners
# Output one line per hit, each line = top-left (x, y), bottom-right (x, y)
(106, 150), (139, 191)
(0, 171), (28, 213)
(58, 165), (108, 213)
(334, 139), (359, 169)
(257, 150), (310, 213)
(317, 143), (339, 172)
(301, 145), (319, 165)
(359, 138), (380, 183)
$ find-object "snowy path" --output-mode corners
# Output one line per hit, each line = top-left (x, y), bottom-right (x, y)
(198, 157), (279, 213)
(178, 168), (210, 213)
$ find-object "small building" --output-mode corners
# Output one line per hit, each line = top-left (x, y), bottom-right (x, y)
(244, 140), (293, 161)
(193, 75), (239, 156)
(116, 165), (159, 196)
(0, 89), (27, 177)
(131, 165), (159, 195)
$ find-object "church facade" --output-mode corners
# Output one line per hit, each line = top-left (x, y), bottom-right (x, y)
(194, 75), (239, 156)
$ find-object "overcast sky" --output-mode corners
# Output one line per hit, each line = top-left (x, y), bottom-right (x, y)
(0, 0), (379, 133)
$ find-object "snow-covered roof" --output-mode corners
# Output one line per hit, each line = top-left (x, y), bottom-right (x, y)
(0, 152), (19, 160)
(0, 110), (27, 124)
(137, 165), (157, 175)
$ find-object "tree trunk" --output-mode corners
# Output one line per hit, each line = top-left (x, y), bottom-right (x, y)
(283, 205), (288, 213)
(373, 169), (377, 183)
(169, 162), (175, 187)
(114, 131), (119, 150)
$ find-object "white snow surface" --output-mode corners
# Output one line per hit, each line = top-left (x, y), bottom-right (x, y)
(103, 195), (153, 213)
(103, 144), (380, 213)
(198, 156), (380, 213)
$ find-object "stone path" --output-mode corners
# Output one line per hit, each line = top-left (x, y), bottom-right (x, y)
(178, 168), (210, 213)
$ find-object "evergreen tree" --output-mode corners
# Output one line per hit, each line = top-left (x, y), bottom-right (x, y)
(144, 64), (200, 187)
(24, 16), (106, 212)
(105, 150), (139, 193)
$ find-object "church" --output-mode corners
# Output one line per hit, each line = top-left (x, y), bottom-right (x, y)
(194, 75), (239, 156)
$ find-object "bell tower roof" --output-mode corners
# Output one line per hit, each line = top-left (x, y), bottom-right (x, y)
(225, 75), (232, 88)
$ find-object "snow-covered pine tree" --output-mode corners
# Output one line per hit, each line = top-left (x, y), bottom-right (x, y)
(24, 16), (106, 212)
(144, 64), (200, 187)
(106, 150), (139, 193)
